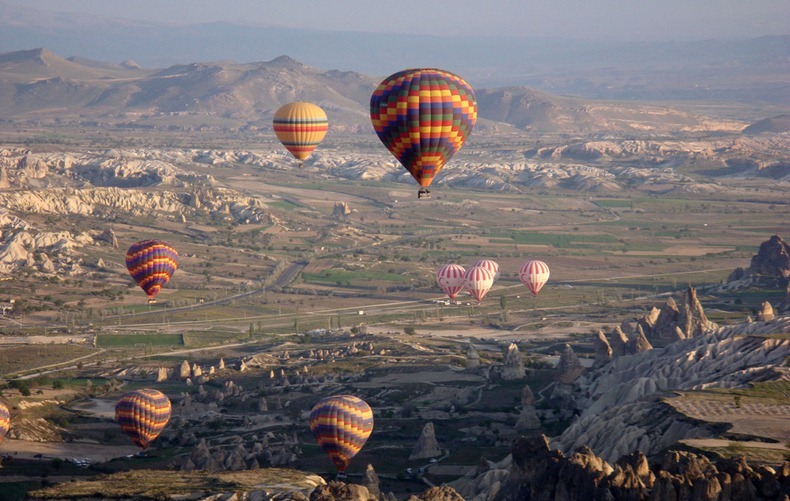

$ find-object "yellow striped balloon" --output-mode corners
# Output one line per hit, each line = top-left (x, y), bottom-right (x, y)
(273, 102), (329, 162)
(309, 395), (373, 472)
(115, 389), (171, 451)
(0, 401), (10, 446)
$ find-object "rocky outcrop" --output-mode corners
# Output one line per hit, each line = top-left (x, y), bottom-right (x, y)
(553, 317), (790, 462)
(310, 481), (374, 501)
(333, 201), (352, 218)
(727, 235), (790, 290)
(515, 385), (541, 432)
(593, 331), (612, 366)
(406, 486), (465, 501)
(758, 301), (776, 322)
(635, 288), (717, 346)
(501, 343), (525, 380)
(466, 342), (480, 369)
(362, 464), (380, 499)
(555, 344), (583, 384)
(453, 434), (790, 501)
(410, 422), (442, 460)
(179, 360), (191, 379)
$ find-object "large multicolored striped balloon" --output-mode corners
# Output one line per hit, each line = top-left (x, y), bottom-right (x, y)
(464, 266), (494, 303)
(125, 240), (179, 302)
(437, 264), (466, 300)
(519, 260), (550, 295)
(273, 102), (329, 162)
(370, 68), (477, 193)
(473, 259), (500, 282)
(115, 388), (171, 451)
(0, 402), (10, 446)
(309, 395), (373, 473)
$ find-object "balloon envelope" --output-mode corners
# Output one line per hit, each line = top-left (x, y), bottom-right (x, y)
(0, 402), (9, 446)
(519, 260), (550, 295)
(473, 259), (500, 282)
(464, 266), (494, 303)
(437, 264), (466, 299)
(309, 395), (373, 472)
(273, 102), (329, 161)
(115, 389), (171, 450)
(126, 240), (179, 300)
(370, 68), (477, 189)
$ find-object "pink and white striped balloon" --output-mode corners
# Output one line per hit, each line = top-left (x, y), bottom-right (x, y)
(464, 266), (494, 303)
(473, 259), (500, 281)
(437, 264), (466, 300)
(519, 260), (550, 295)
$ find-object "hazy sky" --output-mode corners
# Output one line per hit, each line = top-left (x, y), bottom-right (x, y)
(5, 0), (789, 40)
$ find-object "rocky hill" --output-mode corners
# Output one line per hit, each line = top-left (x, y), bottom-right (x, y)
(726, 235), (790, 292)
(452, 316), (790, 500)
(0, 48), (763, 136)
(452, 434), (790, 501)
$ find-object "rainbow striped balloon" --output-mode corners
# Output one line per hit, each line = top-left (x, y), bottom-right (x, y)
(519, 260), (550, 295)
(273, 102), (329, 162)
(370, 68), (477, 190)
(115, 389), (171, 451)
(0, 402), (10, 446)
(437, 264), (466, 300)
(309, 395), (373, 472)
(125, 240), (179, 301)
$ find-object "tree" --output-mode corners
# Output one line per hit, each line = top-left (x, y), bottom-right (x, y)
(404, 325), (416, 335)
(499, 295), (508, 310)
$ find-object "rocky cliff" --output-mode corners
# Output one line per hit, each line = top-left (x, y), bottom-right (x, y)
(553, 317), (789, 462)
(452, 434), (790, 501)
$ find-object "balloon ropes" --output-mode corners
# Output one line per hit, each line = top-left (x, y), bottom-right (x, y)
(115, 389), (171, 451)
(309, 395), (373, 473)
(125, 240), (179, 304)
(273, 102), (329, 165)
(370, 68), (477, 199)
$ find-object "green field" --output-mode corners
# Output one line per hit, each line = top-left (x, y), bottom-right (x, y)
(96, 334), (184, 348)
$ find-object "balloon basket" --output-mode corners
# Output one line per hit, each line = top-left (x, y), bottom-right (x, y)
(147, 298), (157, 304)
(417, 188), (431, 199)
(336, 472), (347, 480)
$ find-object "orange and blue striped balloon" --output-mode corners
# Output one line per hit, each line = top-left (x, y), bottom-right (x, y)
(125, 240), (179, 301)
(309, 395), (373, 472)
(0, 402), (10, 446)
(115, 388), (171, 451)
(370, 68), (477, 189)
(273, 102), (329, 162)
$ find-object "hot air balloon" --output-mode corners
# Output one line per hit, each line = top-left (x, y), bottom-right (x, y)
(370, 68), (477, 199)
(464, 266), (494, 303)
(0, 402), (10, 446)
(115, 389), (171, 451)
(273, 102), (329, 164)
(309, 395), (373, 473)
(126, 240), (179, 304)
(473, 259), (500, 282)
(519, 260), (550, 295)
(437, 264), (466, 300)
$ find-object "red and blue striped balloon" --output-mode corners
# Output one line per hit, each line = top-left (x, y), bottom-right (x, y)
(115, 389), (171, 451)
(125, 240), (179, 301)
(309, 395), (373, 472)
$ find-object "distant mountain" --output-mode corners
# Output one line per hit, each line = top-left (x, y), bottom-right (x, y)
(0, 2), (788, 101)
(743, 114), (790, 134)
(0, 48), (751, 136)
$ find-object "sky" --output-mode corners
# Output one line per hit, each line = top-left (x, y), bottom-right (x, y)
(4, 0), (789, 41)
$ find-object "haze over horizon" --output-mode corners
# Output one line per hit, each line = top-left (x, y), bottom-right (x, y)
(3, 0), (789, 41)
